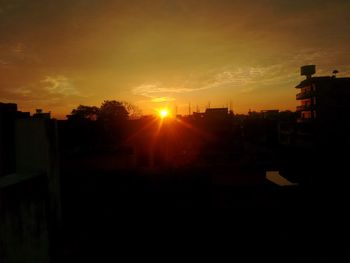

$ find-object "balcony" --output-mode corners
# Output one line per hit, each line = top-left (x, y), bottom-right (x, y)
(296, 90), (314, 100)
(296, 104), (313, 111)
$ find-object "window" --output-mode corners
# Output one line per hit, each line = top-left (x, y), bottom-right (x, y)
(302, 111), (311, 119)
(302, 99), (311, 106)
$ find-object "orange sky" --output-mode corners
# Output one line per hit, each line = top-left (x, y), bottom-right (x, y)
(1, 0), (350, 118)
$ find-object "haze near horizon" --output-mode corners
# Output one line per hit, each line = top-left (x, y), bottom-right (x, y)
(1, 0), (350, 118)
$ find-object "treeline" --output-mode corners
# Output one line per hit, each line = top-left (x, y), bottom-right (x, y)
(67, 100), (141, 121)
(60, 100), (141, 154)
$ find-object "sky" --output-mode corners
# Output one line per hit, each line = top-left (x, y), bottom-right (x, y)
(1, 0), (350, 118)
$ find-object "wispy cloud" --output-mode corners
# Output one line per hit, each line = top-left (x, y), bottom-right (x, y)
(4, 75), (87, 103)
(132, 82), (210, 98)
(0, 59), (9, 65)
(0, 42), (42, 66)
(11, 42), (25, 54)
(11, 87), (32, 96)
(41, 76), (80, 96)
(132, 67), (268, 100)
(151, 97), (175, 103)
(203, 68), (265, 91)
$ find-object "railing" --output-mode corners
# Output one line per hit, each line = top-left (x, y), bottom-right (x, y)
(296, 104), (313, 111)
(296, 90), (314, 100)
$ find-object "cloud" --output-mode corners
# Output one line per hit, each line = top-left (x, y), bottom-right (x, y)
(2, 75), (87, 104)
(132, 83), (159, 97)
(11, 87), (32, 96)
(12, 42), (25, 54)
(132, 68), (261, 100)
(133, 82), (211, 97)
(41, 76), (80, 96)
(132, 61), (309, 102)
(151, 97), (175, 103)
(203, 68), (266, 91)
(0, 42), (42, 67)
(0, 59), (9, 65)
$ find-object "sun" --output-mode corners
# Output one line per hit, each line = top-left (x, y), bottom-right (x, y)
(159, 109), (169, 119)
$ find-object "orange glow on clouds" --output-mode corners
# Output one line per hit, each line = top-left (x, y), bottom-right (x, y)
(1, 0), (350, 118)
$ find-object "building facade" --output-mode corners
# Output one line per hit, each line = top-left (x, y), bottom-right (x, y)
(295, 65), (350, 123)
(279, 65), (350, 185)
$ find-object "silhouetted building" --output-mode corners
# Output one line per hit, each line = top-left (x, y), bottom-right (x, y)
(0, 114), (61, 262)
(0, 103), (30, 176)
(33, 109), (51, 119)
(280, 65), (350, 146)
(261, 110), (279, 120)
(0, 103), (16, 176)
(205, 108), (228, 120)
(279, 65), (350, 185)
(192, 112), (204, 119)
(247, 110), (280, 120)
(296, 65), (350, 122)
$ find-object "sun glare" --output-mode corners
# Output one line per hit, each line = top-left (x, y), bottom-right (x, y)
(159, 109), (169, 119)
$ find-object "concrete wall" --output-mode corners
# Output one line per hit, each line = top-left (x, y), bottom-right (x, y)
(15, 118), (61, 220)
(0, 111), (4, 176)
(0, 118), (61, 263)
(0, 174), (50, 263)
(0, 105), (16, 177)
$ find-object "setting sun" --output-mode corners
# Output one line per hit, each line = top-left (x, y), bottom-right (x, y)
(159, 109), (169, 119)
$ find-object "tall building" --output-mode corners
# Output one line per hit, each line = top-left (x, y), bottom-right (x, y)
(279, 65), (350, 185)
(0, 103), (30, 176)
(295, 65), (350, 123)
(0, 103), (17, 176)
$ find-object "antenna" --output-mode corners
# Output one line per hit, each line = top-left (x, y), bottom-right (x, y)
(332, 69), (339, 78)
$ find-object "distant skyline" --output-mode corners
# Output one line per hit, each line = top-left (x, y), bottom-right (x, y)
(1, 0), (350, 119)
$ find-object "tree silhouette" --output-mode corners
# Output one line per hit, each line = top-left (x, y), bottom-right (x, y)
(96, 100), (131, 145)
(98, 100), (129, 122)
(121, 101), (142, 120)
(66, 100), (139, 147)
(68, 100), (140, 122)
(69, 105), (99, 120)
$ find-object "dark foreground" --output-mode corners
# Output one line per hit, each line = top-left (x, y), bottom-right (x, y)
(57, 168), (348, 263)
